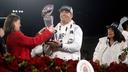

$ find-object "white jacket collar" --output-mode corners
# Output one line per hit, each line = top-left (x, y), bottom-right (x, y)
(59, 20), (75, 27)
(122, 30), (128, 34)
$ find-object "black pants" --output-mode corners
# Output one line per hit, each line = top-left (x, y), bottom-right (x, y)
(0, 37), (6, 55)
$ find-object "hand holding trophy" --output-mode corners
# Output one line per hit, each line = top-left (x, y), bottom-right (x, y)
(31, 4), (55, 57)
(41, 4), (58, 55)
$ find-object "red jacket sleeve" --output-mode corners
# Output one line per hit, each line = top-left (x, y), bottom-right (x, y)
(15, 29), (53, 48)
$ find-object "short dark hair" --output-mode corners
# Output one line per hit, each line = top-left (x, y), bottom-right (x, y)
(122, 20), (128, 30)
(106, 25), (125, 42)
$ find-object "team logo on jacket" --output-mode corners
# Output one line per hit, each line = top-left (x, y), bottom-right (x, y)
(77, 60), (94, 72)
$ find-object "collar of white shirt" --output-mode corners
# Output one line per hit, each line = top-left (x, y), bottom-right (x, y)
(59, 20), (75, 27)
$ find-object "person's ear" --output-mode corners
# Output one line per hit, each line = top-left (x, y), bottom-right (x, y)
(70, 13), (73, 19)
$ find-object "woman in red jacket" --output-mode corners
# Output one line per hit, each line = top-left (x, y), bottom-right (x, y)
(3, 14), (55, 60)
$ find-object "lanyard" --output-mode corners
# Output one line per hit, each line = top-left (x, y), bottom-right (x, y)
(58, 24), (73, 39)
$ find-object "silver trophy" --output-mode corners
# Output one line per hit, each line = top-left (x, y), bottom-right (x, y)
(42, 4), (54, 27)
(41, 4), (55, 55)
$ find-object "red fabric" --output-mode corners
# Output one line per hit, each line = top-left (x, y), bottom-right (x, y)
(6, 29), (53, 60)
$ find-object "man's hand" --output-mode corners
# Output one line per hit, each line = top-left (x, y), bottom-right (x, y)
(53, 40), (62, 47)
(46, 41), (60, 50)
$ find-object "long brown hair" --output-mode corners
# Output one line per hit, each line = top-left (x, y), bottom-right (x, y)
(3, 14), (20, 36)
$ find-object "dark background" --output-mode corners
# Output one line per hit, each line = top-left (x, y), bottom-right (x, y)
(0, 0), (128, 60)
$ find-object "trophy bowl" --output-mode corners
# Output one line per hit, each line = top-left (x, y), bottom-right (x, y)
(42, 4), (54, 17)
(42, 4), (54, 27)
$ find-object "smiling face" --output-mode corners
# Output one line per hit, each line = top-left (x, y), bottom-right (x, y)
(60, 10), (73, 24)
(107, 28), (115, 39)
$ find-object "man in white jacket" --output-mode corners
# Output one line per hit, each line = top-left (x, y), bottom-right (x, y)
(51, 6), (83, 60)
(31, 6), (83, 60)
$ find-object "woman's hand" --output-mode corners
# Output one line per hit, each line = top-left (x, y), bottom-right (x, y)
(38, 25), (55, 34)
(47, 25), (55, 33)
(38, 27), (46, 35)
(119, 52), (127, 61)
(95, 59), (100, 64)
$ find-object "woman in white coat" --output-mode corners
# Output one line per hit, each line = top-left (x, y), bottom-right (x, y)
(122, 20), (128, 46)
(93, 25), (127, 66)
(119, 20), (128, 64)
